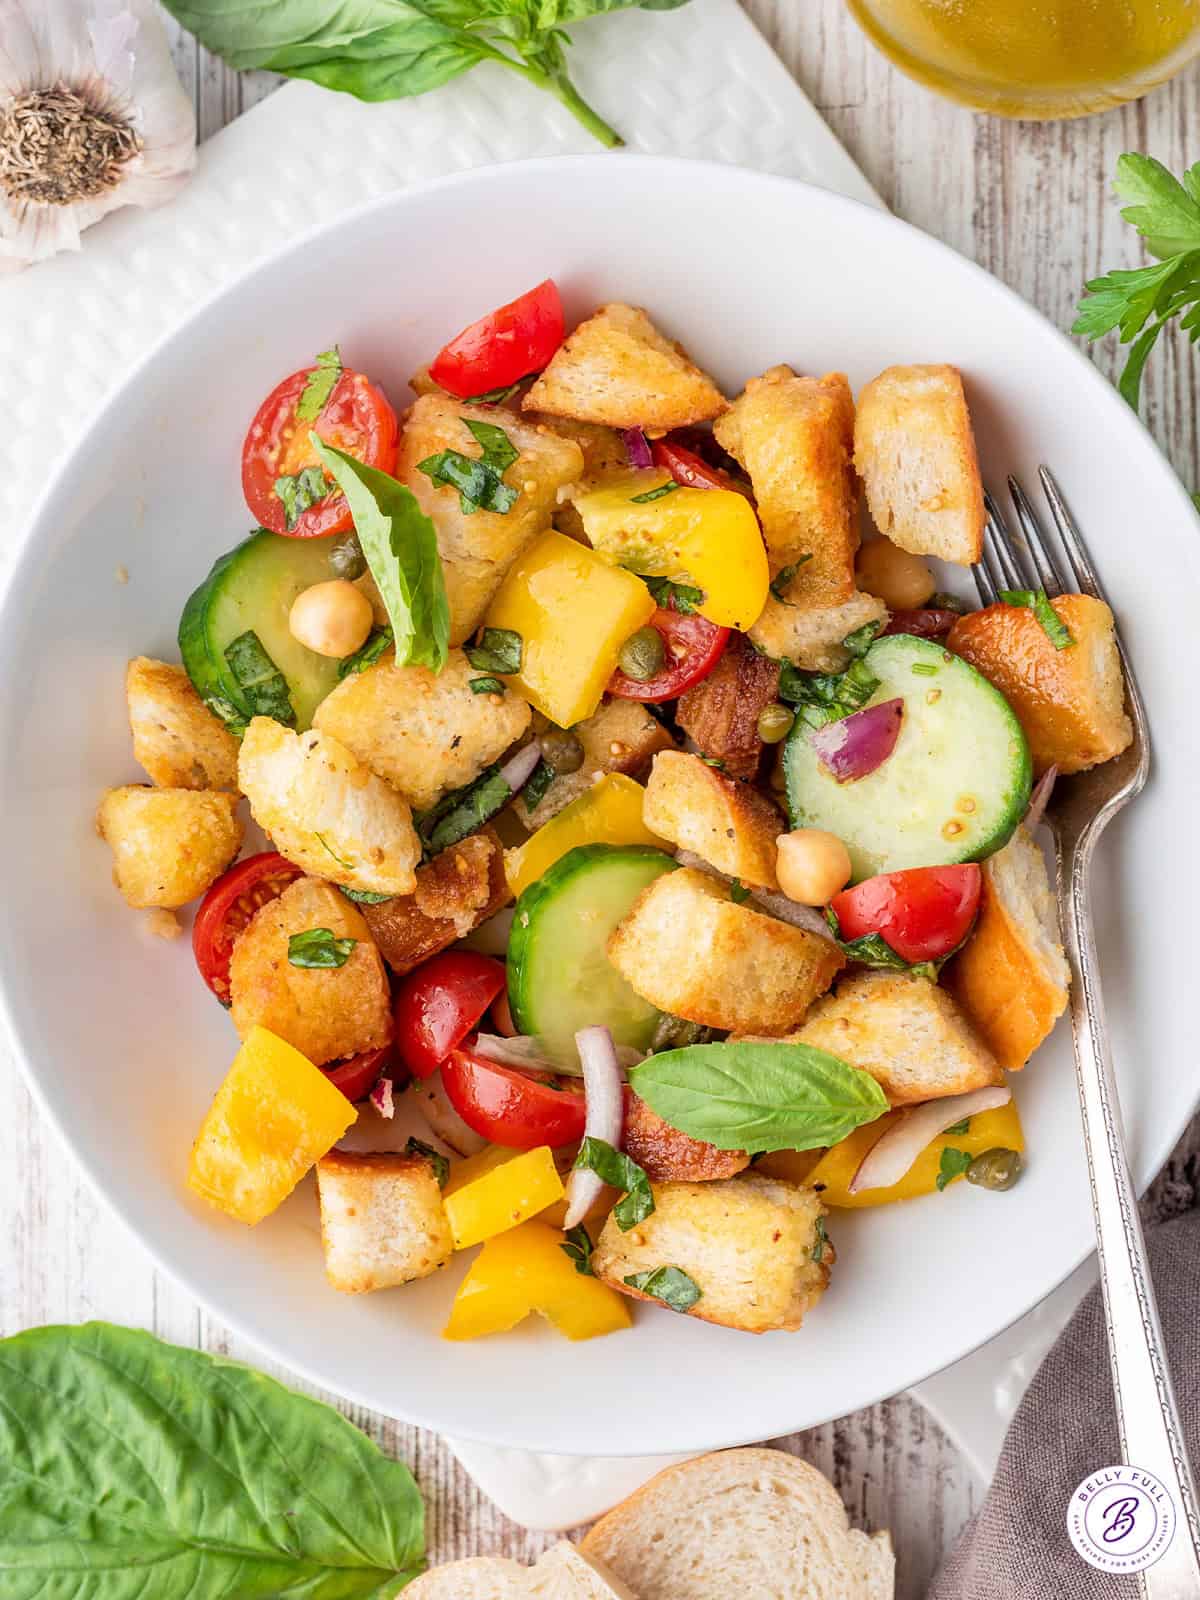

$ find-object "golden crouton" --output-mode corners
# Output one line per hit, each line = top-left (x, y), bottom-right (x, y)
(237, 718), (421, 897)
(622, 1090), (750, 1183)
(313, 647), (531, 812)
(229, 878), (391, 1066)
(125, 657), (240, 791)
(531, 415), (632, 542)
(517, 698), (675, 830)
(714, 367), (857, 605)
(948, 594), (1132, 776)
(398, 396), (583, 646)
(675, 634), (781, 782)
(607, 867), (843, 1035)
(523, 304), (726, 431)
(854, 364), (985, 565)
(791, 970), (1003, 1104)
(96, 786), (242, 909)
(592, 1172), (832, 1334)
(362, 828), (512, 976)
(316, 1150), (453, 1294)
(643, 750), (782, 889)
(748, 590), (888, 673)
(945, 825), (1069, 1071)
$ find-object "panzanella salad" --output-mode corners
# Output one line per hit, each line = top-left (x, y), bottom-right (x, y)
(97, 281), (1134, 1341)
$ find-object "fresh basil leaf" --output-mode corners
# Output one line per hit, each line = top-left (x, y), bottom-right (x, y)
(729, 878), (751, 904)
(406, 1136), (449, 1188)
(623, 1264), (701, 1312)
(630, 481), (679, 504)
(466, 626), (522, 675)
(841, 619), (883, 658)
(311, 435), (450, 673)
(999, 587), (1075, 649)
(811, 1214), (829, 1264)
(338, 624), (395, 678)
(769, 556), (812, 602)
(419, 764), (511, 854)
(296, 346), (343, 422)
(560, 1223), (595, 1276)
(630, 1040), (889, 1155)
(643, 574), (704, 614)
(315, 831), (354, 870)
(574, 1136), (654, 1230)
(467, 382), (522, 406)
(822, 908), (942, 979)
(944, 1118), (971, 1137)
(522, 757), (556, 813)
(0, 1322), (425, 1594)
(937, 1146), (975, 1192)
(288, 927), (357, 968)
(418, 419), (520, 514)
(342, 886), (393, 905)
(275, 464), (335, 531)
(469, 675), (506, 695)
(777, 656), (880, 728)
(464, 417), (519, 474)
(223, 630), (295, 725)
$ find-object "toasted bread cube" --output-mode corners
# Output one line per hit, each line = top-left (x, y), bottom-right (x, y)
(524, 303), (726, 431)
(397, 395), (583, 646)
(316, 1150), (453, 1293)
(229, 878), (391, 1066)
(714, 367), (857, 605)
(854, 364), (985, 565)
(675, 634), (781, 782)
(537, 416), (632, 541)
(362, 829), (511, 975)
(948, 594), (1132, 776)
(792, 970), (1003, 1104)
(592, 1172), (832, 1334)
(945, 824), (1069, 1071)
(96, 785), (242, 909)
(622, 1090), (750, 1183)
(125, 657), (240, 791)
(748, 589), (888, 673)
(237, 718), (421, 897)
(313, 647), (531, 811)
(518, 698), (674, 830)
(607, 867), (842, 1035)
(643, 750), (782, 889)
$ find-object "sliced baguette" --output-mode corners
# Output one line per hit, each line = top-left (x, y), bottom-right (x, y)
(581, 1447), (894, 1600)
(405, 1540), (639, 1599)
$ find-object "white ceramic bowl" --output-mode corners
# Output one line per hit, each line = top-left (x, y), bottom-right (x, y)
(2, 156), (1197, 1456)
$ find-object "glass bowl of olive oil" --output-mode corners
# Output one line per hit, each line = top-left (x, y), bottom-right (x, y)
(846, 0), (1200, 117)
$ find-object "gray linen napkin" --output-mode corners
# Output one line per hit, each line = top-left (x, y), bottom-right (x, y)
(930, 1211), (1200, 1597)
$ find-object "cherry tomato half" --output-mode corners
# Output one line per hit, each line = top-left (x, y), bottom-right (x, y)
(429, 279), (564, 400)
(241, 363), (399, 539)
(323, 1044), (397, 1104)
(608, 604), (730, 703)
(881, 608), (962, 641)
(831, 864), (982, 965)
(651, 438), (738, 492)
(442, 1045), (587, 1150)
(393, 951), (507, 1080)
(193, 852), (304, 1005)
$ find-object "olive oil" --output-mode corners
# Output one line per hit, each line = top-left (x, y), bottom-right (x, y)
(846, 0), (1200, 117)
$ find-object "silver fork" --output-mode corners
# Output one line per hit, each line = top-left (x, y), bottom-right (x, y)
(976, 471), (1200, 1595)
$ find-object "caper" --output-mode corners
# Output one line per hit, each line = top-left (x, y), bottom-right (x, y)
(538, 727), (584, 775)
(650, 1013), (721, 1052)
(966, 1147), (1023, 1192)
(327, 532), (367, 580)
(618, 626), (666, 682)
(756, 702), (795, 744)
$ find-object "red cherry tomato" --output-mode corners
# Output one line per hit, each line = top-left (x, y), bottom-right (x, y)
(831, 864), (982, 965)
(608, 604), (730, 703)
(429, 279), (564, 399)
(241, 363), (398, 539)
(441, 1045), (587, 1150)
(193, 852), (304, 1005)
(651, 438), (739, 492)
(322, 1043), (397, 1104)
(881, 608), (963, 641)
(393, 951), (507, 1080)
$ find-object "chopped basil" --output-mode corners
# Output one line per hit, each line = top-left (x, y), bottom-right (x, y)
(811, 1215), (829, 1264)
(338, 625), (394, 679)
(287, 927), (356, 969)
(223, 630), (295, 725)
(944, 1118), (971, 1137)
(466, 382), (522, 406)
(314, 832), (354, 870)
(574, 1137), (654, 1231)
(405, 1136), (449, 1188)
(730, 878), (751, 904)
(936, 1147), (975, 1192)
(275, 465), (335, 531)
(999, 587), (1075, 650)
(418, 764), (512, 855)
(623, 1265), (701, 1313)
(643, 575), (705, 614)
(777, 657), (880, 730)
(560, 1223), (595, 1277)
(202, 693), (248, 737)
(630, 482), (679, 504)
(341, 887), (393, 905)
(701, 756), (726, 770)
(842, 619), (884, 658)
(469, 675), (506, 695)
(769, 555), (813, 602)
(522, 757), (556, 813)
(910, 662), (938, 677)
(466, 626), (523, 675)
(417, 418), (520, 515)
(295, 346), (343, 422)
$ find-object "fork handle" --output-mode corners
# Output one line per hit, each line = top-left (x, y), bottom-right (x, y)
(1065, 841), (1200, 1595)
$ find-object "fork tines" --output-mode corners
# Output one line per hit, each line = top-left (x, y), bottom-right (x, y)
(974, 468), (1105, 608)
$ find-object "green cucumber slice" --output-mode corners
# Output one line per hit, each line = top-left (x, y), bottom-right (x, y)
(507, 844), (677, 1064)
(783, 633), (1031, 883)
(179, 530), (345, 732)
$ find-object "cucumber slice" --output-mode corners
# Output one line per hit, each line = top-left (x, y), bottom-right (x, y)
(179, 530), (345, 732)
(783, 633), (1031, 883)
(507, 844), (677, 1064)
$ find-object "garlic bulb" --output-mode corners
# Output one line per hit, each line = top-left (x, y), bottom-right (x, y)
(0, 0), (196, 272)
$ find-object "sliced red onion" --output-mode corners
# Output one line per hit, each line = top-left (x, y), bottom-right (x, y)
(474, 1031), (642, 1078)
(368, 1077), (395, 1120)
(621, 428), (653, 470)
(413, 1072), (487, 1157)
(1024, 765), (1059, 832)
(499, 742), (542, 795)
(672, 849), (834, 939)
(563, 1026), (625, 1229)
(849, 1085), (1012, 1194)
(809, 698), (904, 784)
(458, 907), (514, 957)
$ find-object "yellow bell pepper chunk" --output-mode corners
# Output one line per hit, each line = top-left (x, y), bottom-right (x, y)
(753, 1148), (825, 1186)
(443, 1144), (564, 1250)
(504, 774), (666, 899)
(575, 471), (770, 632)
(187, 1025), (356, 1225)
(808, 1101), (1025, 1208)
(443, 1220), (632, 1342)
(484, 530), (656, 728)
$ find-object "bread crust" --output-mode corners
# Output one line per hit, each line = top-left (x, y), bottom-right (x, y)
(622, 1089), (750, 1183)
(642, 750), (783, 889)
(516, 696), (675, 830)
(748, 588), (888, 672)
(96, 785), (243, 909)
(675, 633), (781, 782)
(361, 827), (510, 976)
(126, 656), (240, 791)
(317, 1150), (452, 1294)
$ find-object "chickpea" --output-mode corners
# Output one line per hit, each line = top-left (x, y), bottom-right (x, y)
(856, 537), (936, 610)
(775, 828), (852, 906)
(289, 579), (374, 658)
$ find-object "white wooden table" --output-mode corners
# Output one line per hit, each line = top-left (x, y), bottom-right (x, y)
(4, 5), (1199, 1594)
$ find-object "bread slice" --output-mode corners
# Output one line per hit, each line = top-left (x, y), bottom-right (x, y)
(643, 750), (783, 889)
(854, 364), (984, 565)
(316, 1150), (453, 1294)
(748, 588), (888, 672)
(582, 1448), (895, 1599)
(404, 1540), (639, 1599)
(524, 303), (726, 431)
(945, 824), (1069, 1070)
